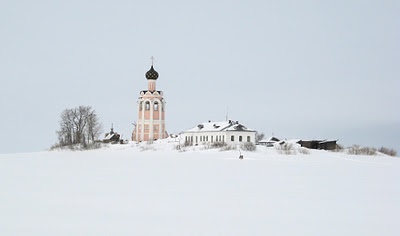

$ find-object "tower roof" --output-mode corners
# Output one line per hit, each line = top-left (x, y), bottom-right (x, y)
(145, 65), (159, 80)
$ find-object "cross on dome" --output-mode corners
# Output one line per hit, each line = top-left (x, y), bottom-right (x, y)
(145, 56), (159, 80)
(150, 56), (155, 66)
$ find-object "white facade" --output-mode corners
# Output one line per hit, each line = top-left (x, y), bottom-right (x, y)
(181, 120), (257, 146)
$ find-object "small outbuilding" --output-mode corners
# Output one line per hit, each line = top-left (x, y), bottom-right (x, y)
(318, 140), (338, 150)
(258, 136), (280, 147)
(297, 139), (338, 150)
(103, 125), (121, 144)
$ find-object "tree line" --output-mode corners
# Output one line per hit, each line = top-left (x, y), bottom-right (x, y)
(56, 106), (102, 149)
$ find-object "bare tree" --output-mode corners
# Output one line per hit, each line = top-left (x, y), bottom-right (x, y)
(55, 106), (103, 149)
(86, 110), (103, 144)
(256, 132), (265, 143)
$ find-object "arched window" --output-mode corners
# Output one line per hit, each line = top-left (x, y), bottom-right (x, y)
(145, 101), (150, 110)
(139, 102), (143, 111)
(154, 101), (159, 111)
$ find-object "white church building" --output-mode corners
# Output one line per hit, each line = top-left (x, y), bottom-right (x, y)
(181, 120), (257, 146)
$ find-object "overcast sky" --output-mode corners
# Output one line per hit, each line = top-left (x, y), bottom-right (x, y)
(1, 0), (399, 154)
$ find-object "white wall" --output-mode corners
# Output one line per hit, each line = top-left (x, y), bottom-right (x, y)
(181, 131), (256, 146)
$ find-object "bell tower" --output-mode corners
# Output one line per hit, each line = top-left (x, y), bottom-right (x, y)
(132, 58), (167, 142)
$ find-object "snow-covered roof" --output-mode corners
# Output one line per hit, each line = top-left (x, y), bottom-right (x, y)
(297, 139), (337, 144)
(259, 140), (275, 143)
(259, 137), (280, 143)
(319, 140), (338, 144)
(225, 124), (254, 131)
(104, 133), (115, 140)
(184, 120), (255, 133)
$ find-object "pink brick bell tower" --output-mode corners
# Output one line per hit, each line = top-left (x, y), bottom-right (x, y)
(132, 58), (167, 142)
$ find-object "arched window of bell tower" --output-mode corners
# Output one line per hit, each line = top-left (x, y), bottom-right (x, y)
(154, 101), (159, 111)
(161, 100), (165, 112)
(145, 101), (150, 110)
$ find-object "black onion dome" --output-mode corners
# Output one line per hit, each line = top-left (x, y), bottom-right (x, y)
(145, 65), (159, 80)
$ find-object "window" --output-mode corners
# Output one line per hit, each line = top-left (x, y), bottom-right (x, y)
(145, 101), (150, 110)
(206, 136), (208, 142)
(211, 136), (213, 143)
(154, 102), (159, 111)
(239, 136), (243, 142)
(247, 136), (250, 142)
(139, 102), (143, 111)
(231, 136), (234, 141)
(200, 136), (202, 142)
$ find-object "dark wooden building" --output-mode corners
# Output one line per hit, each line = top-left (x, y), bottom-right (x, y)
(318, 140), (338, 150)
(297, 140), (338, 151)
(103, 126), (121, 144)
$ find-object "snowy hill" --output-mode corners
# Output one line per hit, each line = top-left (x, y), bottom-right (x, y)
(1, 140), (399, 236)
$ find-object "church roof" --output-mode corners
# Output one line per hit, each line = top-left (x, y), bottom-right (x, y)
(140, 90), (162, 95)
(145, 65), (159, 80)
(184, 120), (256, 133)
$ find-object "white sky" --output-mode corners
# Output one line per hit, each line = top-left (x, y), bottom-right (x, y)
(0, 0), (399, 154)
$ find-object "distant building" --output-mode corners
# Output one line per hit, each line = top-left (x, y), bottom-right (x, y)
(297, 140), (338, 150)
(181, 120), (257, 146)
(132, 59), (168, 142)
(103, 125), (121, 143)
(258, 136), (280, 147)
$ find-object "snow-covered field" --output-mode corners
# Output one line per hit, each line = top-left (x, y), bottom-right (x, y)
(1, 140), (399, 236)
